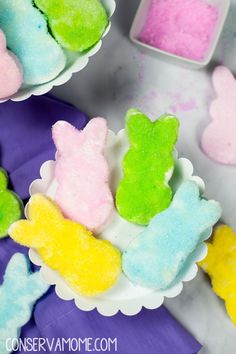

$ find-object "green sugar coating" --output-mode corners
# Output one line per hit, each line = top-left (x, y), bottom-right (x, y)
(116, 109), (179, 225)
(34, 0), (109, 52)
(0, 169), (22, 238)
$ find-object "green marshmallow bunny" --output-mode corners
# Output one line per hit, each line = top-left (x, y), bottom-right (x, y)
(116, 109), (179, 225)
(34, 0), (109, 52)
(0, 169), (23, 238)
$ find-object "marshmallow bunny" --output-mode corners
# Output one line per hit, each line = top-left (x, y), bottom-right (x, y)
(116, 109), (179, 225)
(52, 119), (114, 232)
(9, 195), (121, 297)
(201, 66), (236, 165)
(200, 225), (236, 325)
(0, 253), (48, 354)
(34, 0), (108, 51)
(0, 30), (22, 99)
(123, 181), (222, 290)
(0, 0), (66, 85)
(0, 168), (22, 238)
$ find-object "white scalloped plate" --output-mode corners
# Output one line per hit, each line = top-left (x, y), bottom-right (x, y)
(28, 129), (211, 316)
(0, 0), (115, 103)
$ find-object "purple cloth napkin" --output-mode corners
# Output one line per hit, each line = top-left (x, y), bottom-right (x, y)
(0, 95), (202, 354)
(0, 95), (88, 200)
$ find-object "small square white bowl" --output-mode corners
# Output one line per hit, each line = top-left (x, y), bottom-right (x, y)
(130, 0), (230, 69)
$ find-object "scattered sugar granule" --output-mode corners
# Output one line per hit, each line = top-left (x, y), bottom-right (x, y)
(139, 0), (219, 61)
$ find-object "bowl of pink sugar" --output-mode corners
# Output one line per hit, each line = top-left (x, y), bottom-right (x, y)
(130, 0), (230, 68)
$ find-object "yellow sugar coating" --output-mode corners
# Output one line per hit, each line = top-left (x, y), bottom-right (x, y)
(9, 194), (121, 297)
(199, 225), (236, 324)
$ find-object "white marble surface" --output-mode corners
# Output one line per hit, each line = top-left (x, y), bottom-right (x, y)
(52, 0), (236, 352)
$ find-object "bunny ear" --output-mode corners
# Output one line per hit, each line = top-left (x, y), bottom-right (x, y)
(198, 200), (222, 231)
(0, 168), (8, 190)
(26, 271), (49, 300)
(52, 120), (81, 154)
(174, 182), (222, 225)
(126, 109), (152, 146)
(173, 181), (200, 207)
(27, 194), (62, 224)
(9, 219), (43, 248)
(212, 66), (236, 95)
(4, 254), (47, 299)
(83, 118), (108, 150)
(9, 195), (63, 248)
(154, 115), (179, 146)
(4, 253), (29, 280)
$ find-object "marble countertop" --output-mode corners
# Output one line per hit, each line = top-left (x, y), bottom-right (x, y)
(52, 1), (236, 352)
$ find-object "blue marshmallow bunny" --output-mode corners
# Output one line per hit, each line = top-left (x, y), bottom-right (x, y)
(122, 181), (222, 290)
(0, 0), (66, 85)
(0, 253), (49, 354)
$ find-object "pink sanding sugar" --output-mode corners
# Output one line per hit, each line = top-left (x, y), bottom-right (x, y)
(139, 0), (219, 61)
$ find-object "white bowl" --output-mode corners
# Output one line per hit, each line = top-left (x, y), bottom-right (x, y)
(1, 0), (115, 103)
(27, 129), (211, 317)
(130, 0), (230, 69)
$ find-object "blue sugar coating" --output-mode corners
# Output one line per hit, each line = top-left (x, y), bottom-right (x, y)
(0, 0), (66, 85)
(0, 253), (49, 354)
(122, 181), (222, 290)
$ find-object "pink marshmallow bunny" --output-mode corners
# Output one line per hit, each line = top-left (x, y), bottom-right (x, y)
(52, 119), (114, 232)
(201, 66), (236, 165)
(0, 29), (22, 99)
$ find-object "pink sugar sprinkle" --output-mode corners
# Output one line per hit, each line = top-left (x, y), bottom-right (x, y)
(139, 0), (219, 61)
